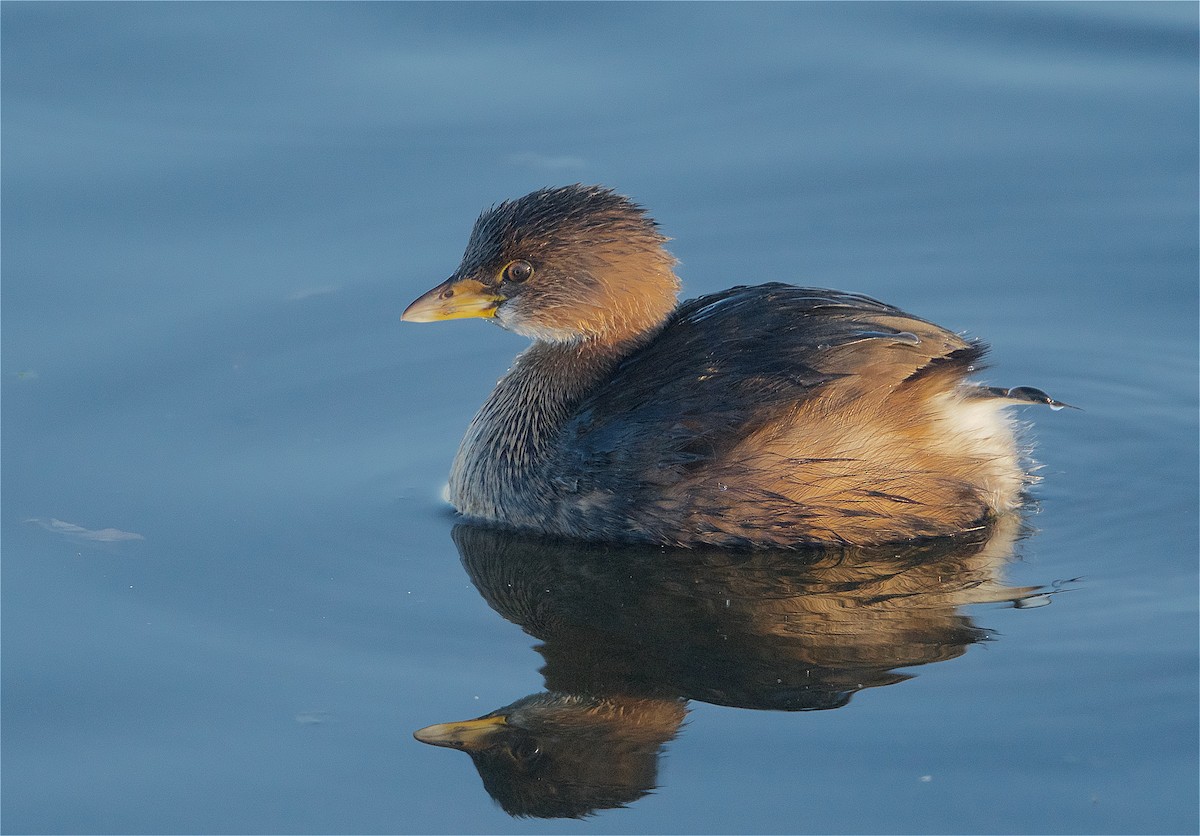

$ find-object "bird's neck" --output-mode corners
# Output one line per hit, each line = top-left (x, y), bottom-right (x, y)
(448, 337), (641, 523)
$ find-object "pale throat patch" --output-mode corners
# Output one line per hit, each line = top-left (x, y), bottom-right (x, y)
(495, 304), (587, 344)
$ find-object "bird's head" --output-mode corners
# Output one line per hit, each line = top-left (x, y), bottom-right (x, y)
(403, 185), (680, 345)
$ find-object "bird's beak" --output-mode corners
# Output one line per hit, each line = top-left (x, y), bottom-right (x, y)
(413, 715), (508, 751)
(401, 278), (502, 323)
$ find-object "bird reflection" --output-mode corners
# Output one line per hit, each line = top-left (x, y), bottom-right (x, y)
(415, 515), (1045, 818)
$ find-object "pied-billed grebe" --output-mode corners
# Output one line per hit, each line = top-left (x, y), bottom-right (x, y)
(403, 185), (1065, 548)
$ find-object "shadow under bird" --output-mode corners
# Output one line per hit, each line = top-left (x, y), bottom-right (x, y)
(403, 184), (1069, 548)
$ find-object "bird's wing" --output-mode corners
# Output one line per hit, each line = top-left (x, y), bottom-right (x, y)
(550, 284), (979, 489)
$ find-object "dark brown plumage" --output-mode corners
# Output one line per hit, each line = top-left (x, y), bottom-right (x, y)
(403, 185), (1065, 548)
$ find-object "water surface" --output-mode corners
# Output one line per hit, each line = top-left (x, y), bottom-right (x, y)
(3, 3), (1197, 833)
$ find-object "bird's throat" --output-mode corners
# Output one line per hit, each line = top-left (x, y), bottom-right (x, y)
(447, 338), (636, 524)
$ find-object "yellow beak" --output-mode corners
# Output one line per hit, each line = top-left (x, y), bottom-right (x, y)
(401, 278), (501, 323)
(413, 715), (509, 750)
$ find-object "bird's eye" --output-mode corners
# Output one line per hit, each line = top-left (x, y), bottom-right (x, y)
(509, 735), (544, 766)
(502, 260), (533, 284)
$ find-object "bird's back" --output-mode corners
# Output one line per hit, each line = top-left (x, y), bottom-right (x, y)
(542, 284), (1029, 547)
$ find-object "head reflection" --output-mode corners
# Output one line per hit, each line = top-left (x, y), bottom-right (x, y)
(415, 516), (1043, 818)
(415, 693), (684, 819)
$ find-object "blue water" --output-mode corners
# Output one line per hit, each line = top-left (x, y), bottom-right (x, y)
(3, 3), (1196, 833)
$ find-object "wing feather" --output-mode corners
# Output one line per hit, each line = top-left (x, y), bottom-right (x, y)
(551, 284), (975, 495)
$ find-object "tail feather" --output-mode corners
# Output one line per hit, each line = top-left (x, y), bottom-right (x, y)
(976, 385), (1076, 410)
